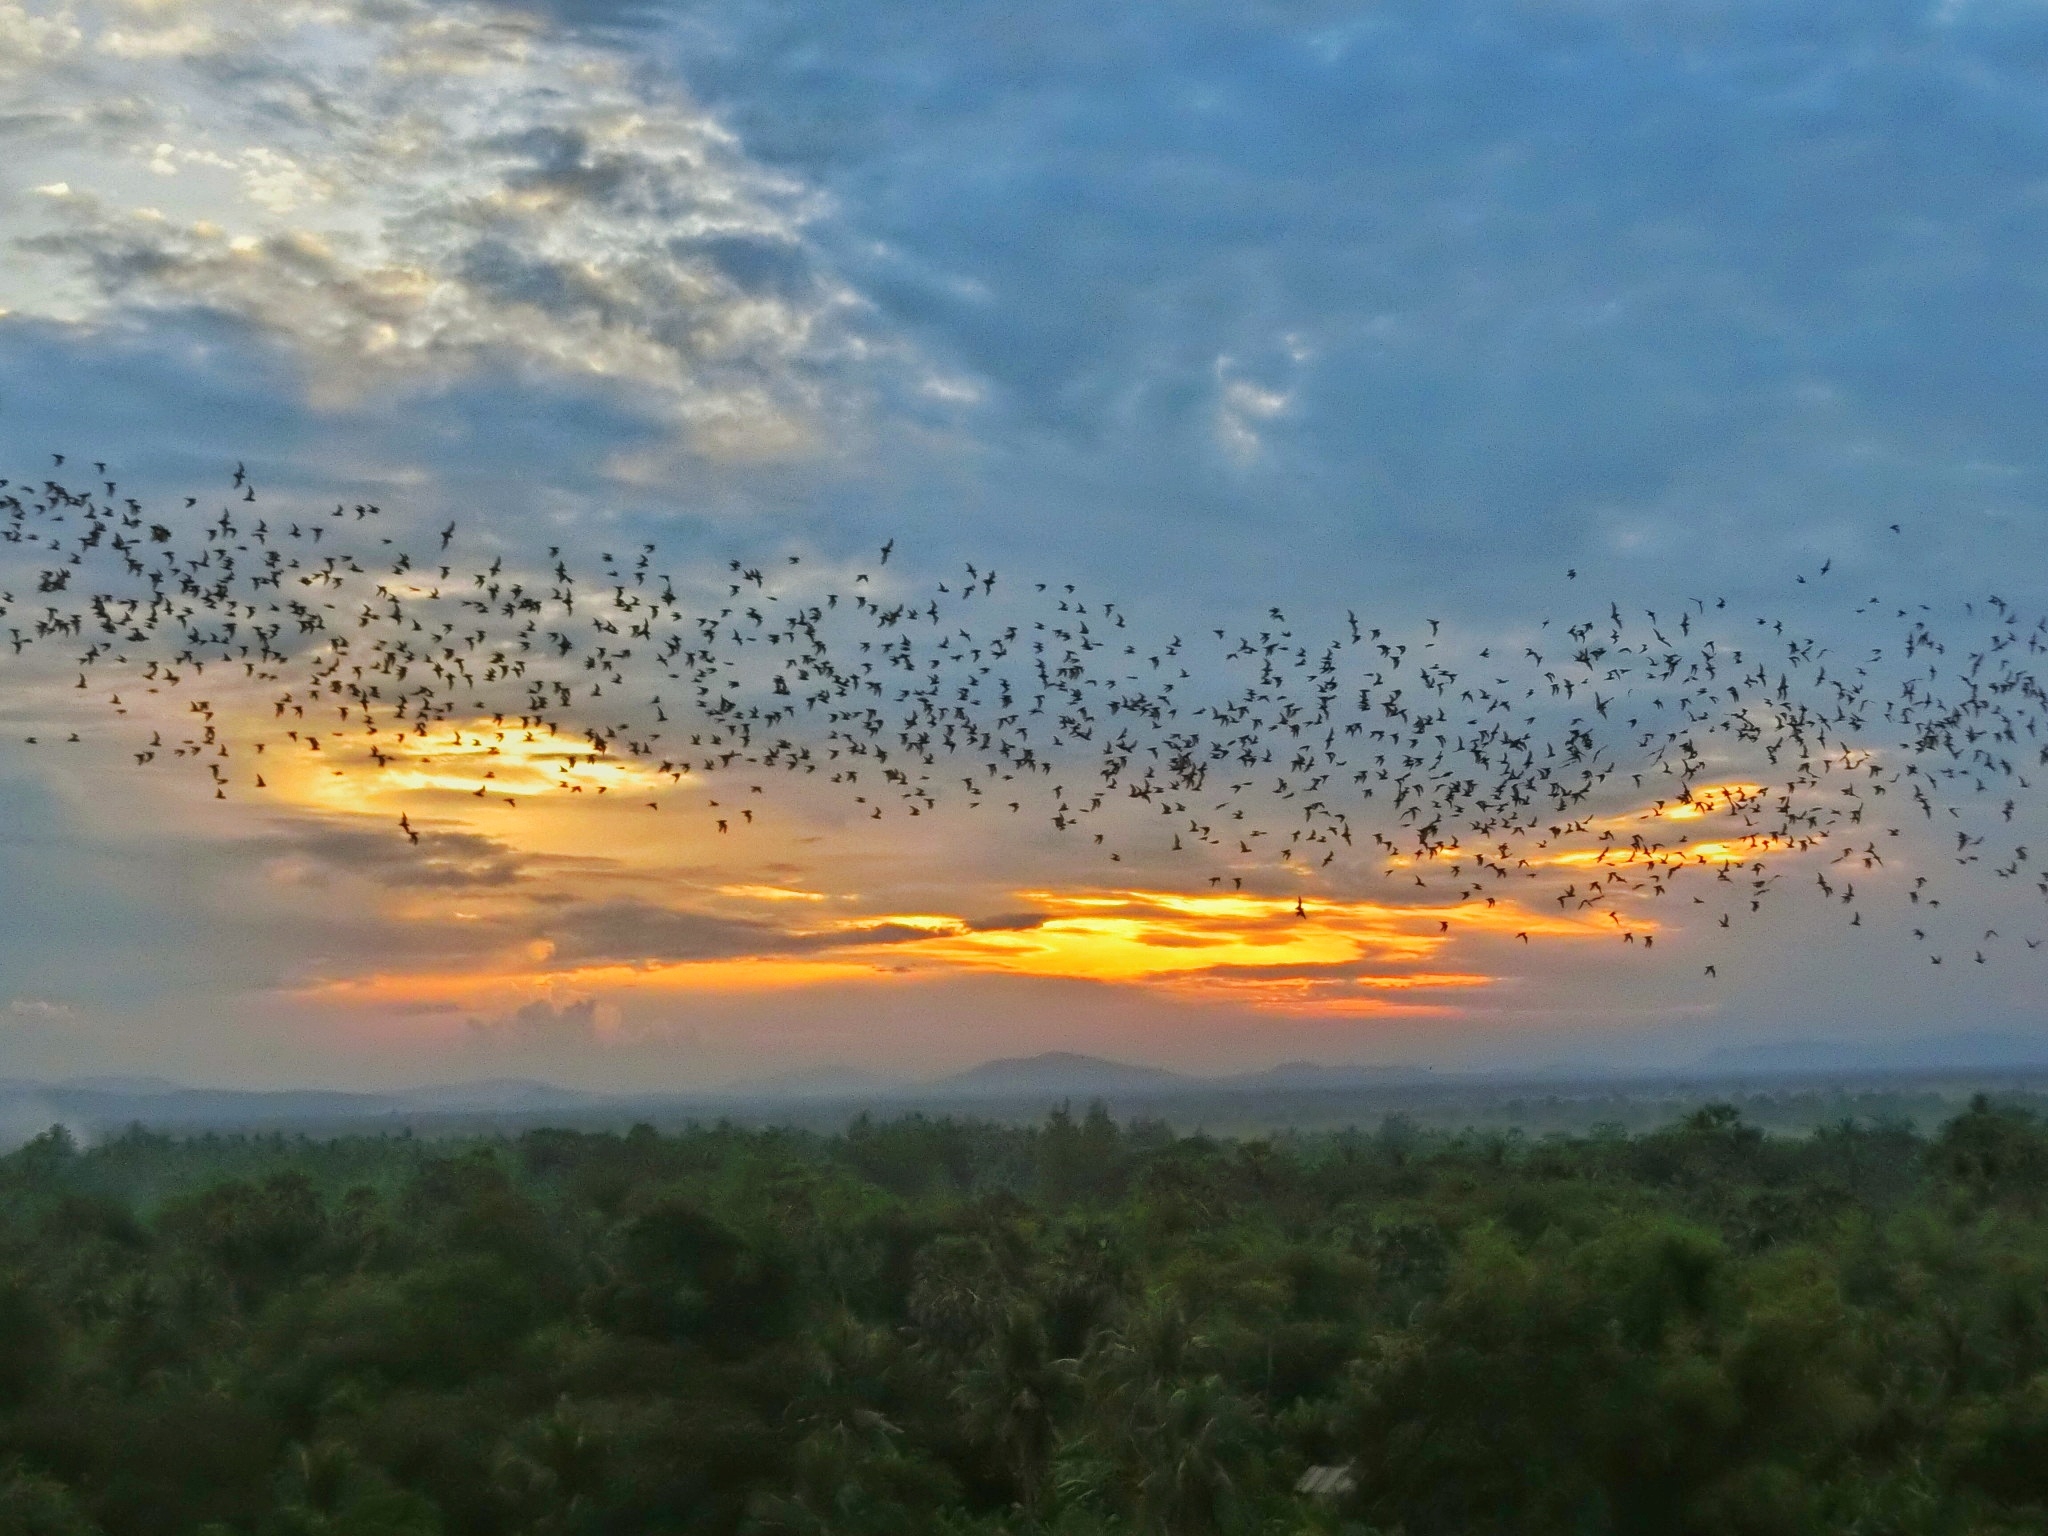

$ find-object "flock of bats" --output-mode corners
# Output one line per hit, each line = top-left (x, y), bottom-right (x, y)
(3, 454), (2046, 974)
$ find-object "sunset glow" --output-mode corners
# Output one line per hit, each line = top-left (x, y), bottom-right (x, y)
(2, 0), (2043, 1096)
(279, 880), (1617, 1032)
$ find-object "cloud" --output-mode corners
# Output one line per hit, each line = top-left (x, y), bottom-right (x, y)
(5, 0), (2048, 1085)
(1213, 356), (1292, 462)
(1, 0), (915, 458)
(0, 2), (77, 73)
(474, 995), (606, 1039)
(264, 822), (535, 890)
(537, 897), (970, 964)
(651, 0), (2048, 617)
(4, 996), (76, 1020)
(540, 898), (797, 963)
(281, 882), (1585, 1019)
(964, 911), (1048, 933)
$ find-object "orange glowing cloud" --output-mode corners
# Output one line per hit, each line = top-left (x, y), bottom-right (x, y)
(285, 885), (1607, 1022)
(1451, 781), (1844, 885)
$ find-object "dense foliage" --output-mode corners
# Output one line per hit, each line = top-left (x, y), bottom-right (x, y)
(5, 1099), (2048, 1533)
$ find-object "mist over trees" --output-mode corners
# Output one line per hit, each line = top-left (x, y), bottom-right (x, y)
(0, 1100), (2046, 1533)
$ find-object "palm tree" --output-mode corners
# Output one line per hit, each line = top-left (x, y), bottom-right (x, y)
(953, 1306), (1075, 1521)
(1132, 1378), (1252, 1536)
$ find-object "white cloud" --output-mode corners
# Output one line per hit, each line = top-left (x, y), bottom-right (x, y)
(5, 997), (77, 1020)
(1213, 354), (1292, 462)
(1, 0), (901, 458)
(0, 1), (79, 71)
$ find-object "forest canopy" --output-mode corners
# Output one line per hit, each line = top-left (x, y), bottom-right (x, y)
(1, 1099), (2047, 1534)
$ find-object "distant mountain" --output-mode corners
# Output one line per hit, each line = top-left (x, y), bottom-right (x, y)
(1690, 1032), (2048, 1077)
(732, 1054), (1435, 1102)
(719, 1066), (901, 1098)
(10, 1036), (2048, 1148)
(61, 1075), (187, 1095)
(1231, 1060), (1435, 1090)
(0, 1077), (606, 1139)
(926, 1052), (1191, 1098)
(394, 1079), (600, 1112)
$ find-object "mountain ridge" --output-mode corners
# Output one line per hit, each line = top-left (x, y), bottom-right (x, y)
(4, 1033), (2048, 1141)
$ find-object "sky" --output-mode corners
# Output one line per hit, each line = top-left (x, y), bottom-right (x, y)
(0, 0), (2045, 1090)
